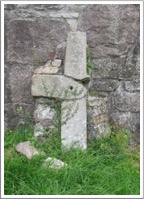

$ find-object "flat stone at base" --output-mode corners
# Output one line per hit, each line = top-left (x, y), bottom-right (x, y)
(61, 98), (87, 150)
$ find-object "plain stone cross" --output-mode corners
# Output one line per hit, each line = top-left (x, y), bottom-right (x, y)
(31, 32), (88, 150)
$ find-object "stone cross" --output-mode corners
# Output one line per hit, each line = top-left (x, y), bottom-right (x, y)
(31, 32), (89, 150)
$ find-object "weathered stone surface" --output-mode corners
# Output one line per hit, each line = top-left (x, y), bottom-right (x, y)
(4, 65), (11, 104)
(4, 103), (34, 129)
(4, 4), (140, 142)
(93, 114), (109, 125)
(52, 59), (62, 67)
(95, 123), (111, 138)
(88, 96), (108, 107)
(33, 102), (56, 140)
(112, 86), (140, 112)
(94, 107), (108, 117)
(15, 141), (44, 159)
(9, 65), (34, 103)
(61, 98), (87, 150)
(92, 56), (139, 80)
(50, 12), (79, 19)
(92, 57), (126, 79)
(34, 123), (44, 138)
(110, 111), (140, 142)
(31, 75), (87, 100)
(67, 19), (78, 31)
(87, 94), (110, 139)
(64, 32), (89, 80)
(43, 4), (65, 10)
(43, 157), (67, 169)
(6, 19), (70, 64)
(34, 67), (59, 74)
(125, 79), (140, 91)
(34, 104), (56, 124)
(91, 79), (119, 92)
(16, 4), (30, 9)
(78, 5), (140, 58)
(4, 4), (16, 10)
(55, 42), (66, 61)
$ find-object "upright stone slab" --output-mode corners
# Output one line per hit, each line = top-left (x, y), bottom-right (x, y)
(61, 31), (88, 150)
(61, 98), (87, 150)
(64, 32), (89, 80)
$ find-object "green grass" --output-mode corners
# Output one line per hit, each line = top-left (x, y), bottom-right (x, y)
(4, 127), (140, 195)
(87, 46), (93, 76)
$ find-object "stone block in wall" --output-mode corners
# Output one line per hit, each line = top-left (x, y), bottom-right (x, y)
(55, 42), (66, 61)
(34, 103), (56, 126)
(78, 4), (140, 59)
(112, 86), (140, 112)
(33, 101), (57, 139)
(110, 111), (140, 143)
(92, 57), (126, 79)
(91, 79), (119, 92)
(87, 95), (110, 139)
(6, 19), (70, 64)
(9, 65), (34, 104)
(4, 4), (16, 10)
(4, 103), (34, 129)
(92, 56), (139, 80)
(15, 4), (30, 9)
(125, 79), (140, 92)
(4, 103), (14, 129)
(88, 95), (108, 107)
(43, 4), (65, 10)
(4, 65), (11, 104)
(91, 37), (140, 80)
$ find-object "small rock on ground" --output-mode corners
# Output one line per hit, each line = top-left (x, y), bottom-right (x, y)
(42, 157), (67, 169)
(15, 141), (45, 159)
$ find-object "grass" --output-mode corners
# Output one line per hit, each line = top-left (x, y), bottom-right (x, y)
(87, 46), (93, 76)
(4, 126), (140, 195)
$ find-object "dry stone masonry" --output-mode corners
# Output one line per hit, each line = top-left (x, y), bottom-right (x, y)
(31, 32), (87, 150)
(4, 4), (140, 144)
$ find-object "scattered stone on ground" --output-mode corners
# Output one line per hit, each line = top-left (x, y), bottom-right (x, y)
(42, 157), (67, 169)
(15, 141), (45, 159)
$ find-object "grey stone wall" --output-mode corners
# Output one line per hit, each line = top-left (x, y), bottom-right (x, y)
(4, 4), (140, 142)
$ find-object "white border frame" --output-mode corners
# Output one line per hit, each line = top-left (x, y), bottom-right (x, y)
(1, 1), (143, 198)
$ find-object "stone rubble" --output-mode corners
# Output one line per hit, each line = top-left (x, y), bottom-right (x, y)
(15, 141), (45, 159)
(42, 157), (67, 169)
(15, 141), (67, 170)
